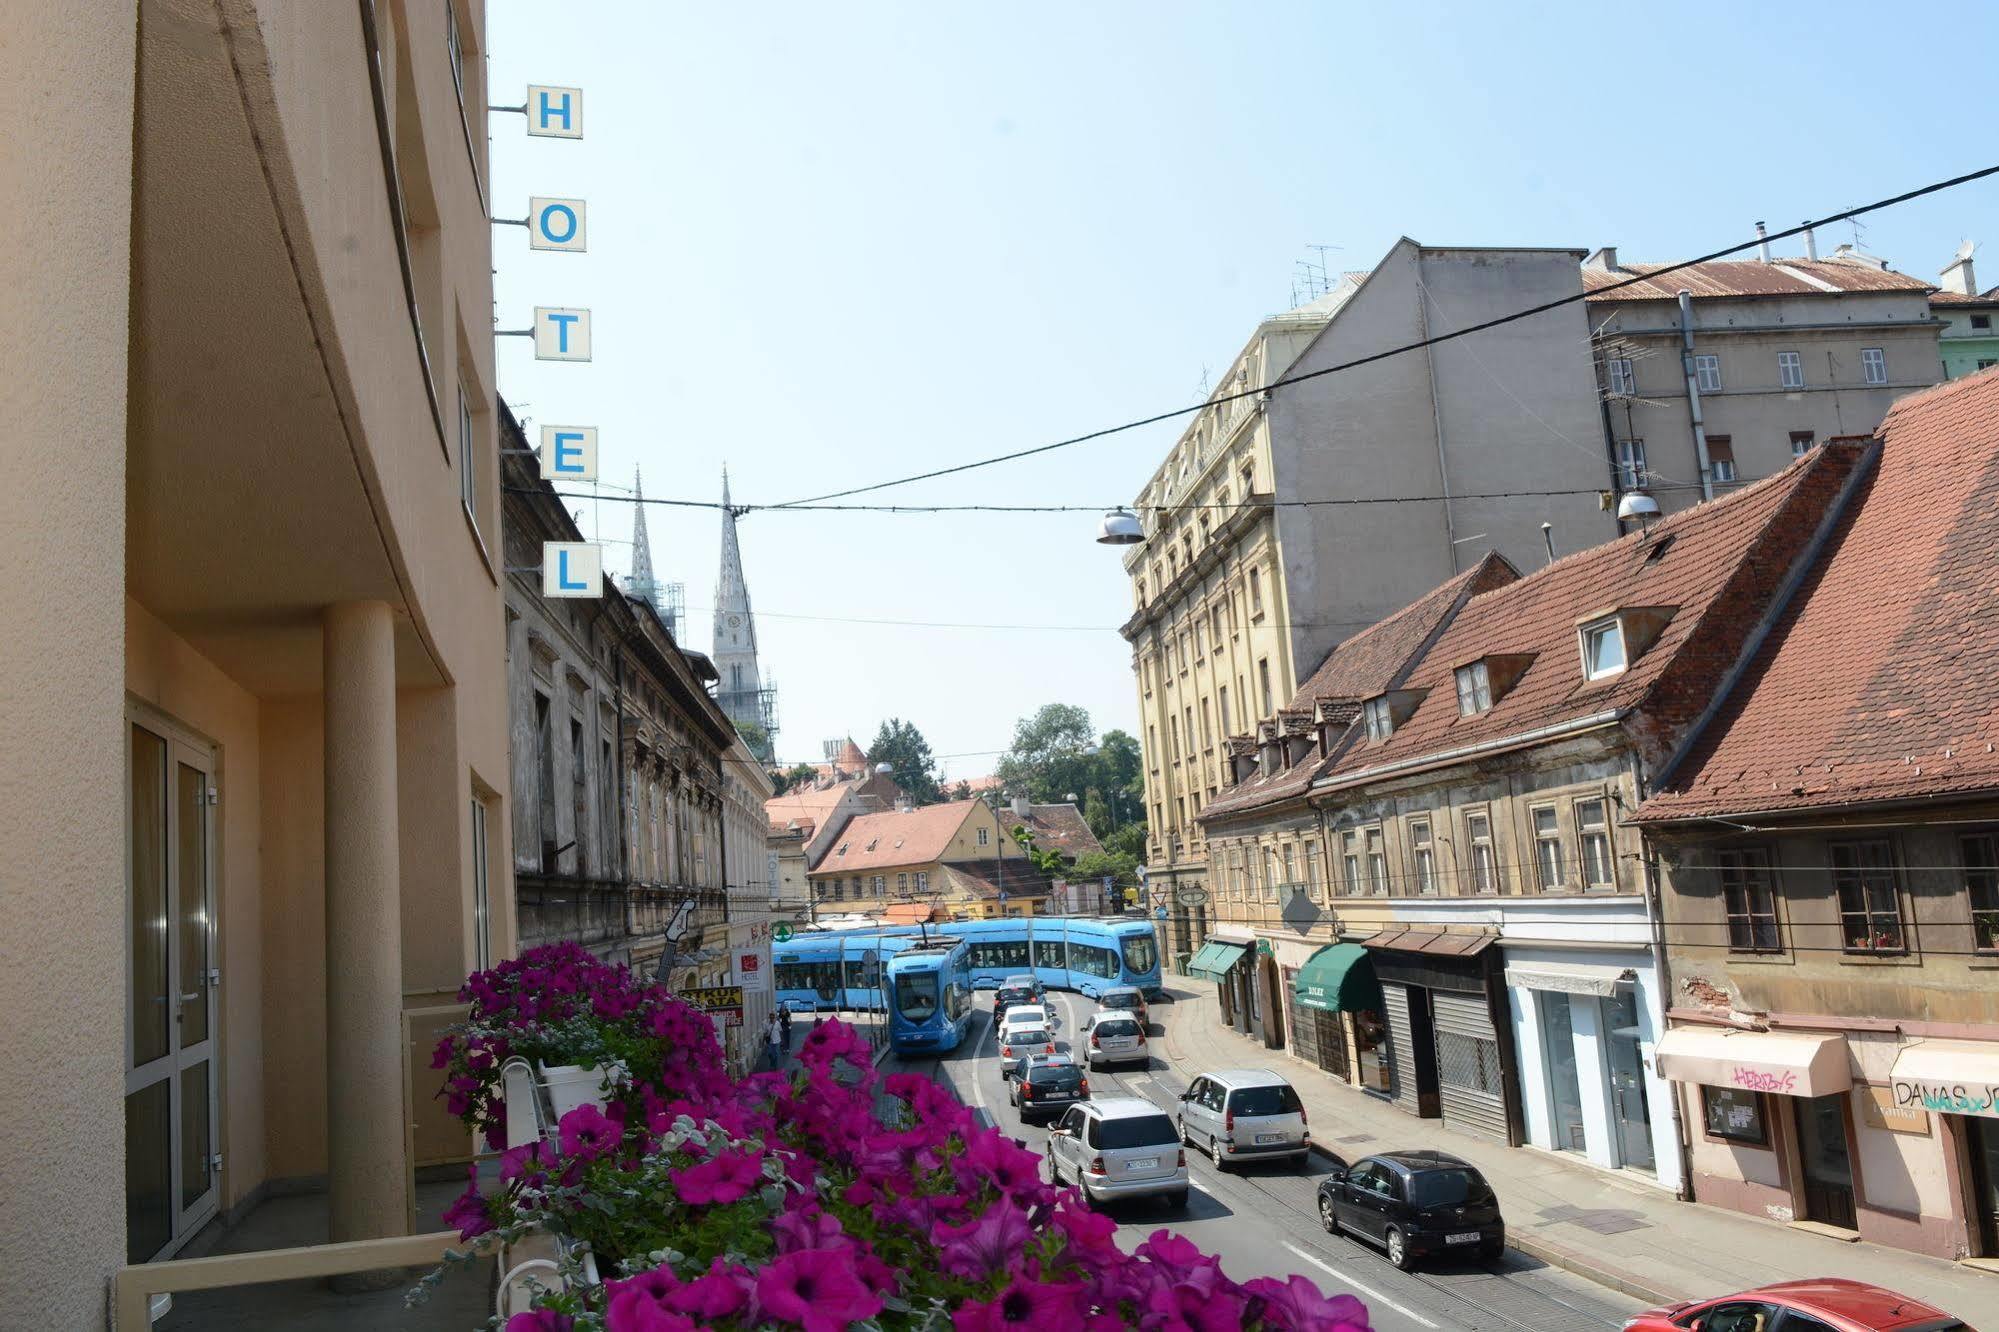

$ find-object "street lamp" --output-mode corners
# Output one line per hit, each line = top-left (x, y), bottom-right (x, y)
(1097, 508), (1143, 545)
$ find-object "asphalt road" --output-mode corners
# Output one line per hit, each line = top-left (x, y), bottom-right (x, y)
(896, 990), (1647, 1332)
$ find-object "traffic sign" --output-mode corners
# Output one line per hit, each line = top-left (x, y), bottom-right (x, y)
(773, 922), (794, 943)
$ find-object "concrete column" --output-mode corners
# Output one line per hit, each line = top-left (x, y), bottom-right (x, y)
(322, 601), (408, 1242)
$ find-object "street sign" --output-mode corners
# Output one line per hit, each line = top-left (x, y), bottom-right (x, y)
(538, 425), (597, 481)
(772, 923), (793, 943)
(525, 85), (583, 138)
(1153, 906), (1168, 921)
(542, 542), (602, 598)
(532, 307), (591, 361)
(528, 197), (587, 252)
(1278, 882), (1323, 933)
(1174, 884), (1210, 907)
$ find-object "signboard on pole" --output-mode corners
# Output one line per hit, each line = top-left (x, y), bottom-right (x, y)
(526, 85), (584, 138)
(532, 306), (591, 361)
(684, 984), (744, 1028)
(542, 542), (602, 598)
(538, 425), (598, 481)
(737, 950), (768, 993)
(528, 197), (588, 252)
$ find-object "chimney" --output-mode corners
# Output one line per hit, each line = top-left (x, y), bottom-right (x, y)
(894, 795), (914, 814)
(1801, 222), (1818, 261)
(1941, 242), (1978, 297)
(1585, 246), (1618, 271)
(1755, 221), (1770, 263)
(1010, 794), (1030, 818)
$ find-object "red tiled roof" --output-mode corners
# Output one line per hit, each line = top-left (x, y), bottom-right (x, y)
(1639, 367), (1999, 820)
(1201, 555), (1516, 822)
(942, 859), (1059, 901)
(1932, 286), (1999, 307)
(806, 800), (980, 874)
(1583, 258), (1933, 302)
(764, 783), (858, 829)
(1318, 443), (1868, 789)
(1003, 803), (1105, 859)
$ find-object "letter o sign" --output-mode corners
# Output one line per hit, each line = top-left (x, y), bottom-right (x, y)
(529, 196), (587, 252)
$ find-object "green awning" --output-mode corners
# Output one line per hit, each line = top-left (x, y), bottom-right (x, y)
(1186, 940), (1249, 983)
(1293, 943), (1381, 1014)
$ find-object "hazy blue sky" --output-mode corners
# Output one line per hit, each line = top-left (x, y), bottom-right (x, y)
(488, 0), (1999, 778)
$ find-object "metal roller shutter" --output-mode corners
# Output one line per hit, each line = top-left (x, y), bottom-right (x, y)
(1382, 984), (1421, 1116)
(1432, 991), (1506, 1141)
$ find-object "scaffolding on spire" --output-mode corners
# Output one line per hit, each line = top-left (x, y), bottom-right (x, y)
(712, 466), (777, 761)
(622, 466), (683, 638)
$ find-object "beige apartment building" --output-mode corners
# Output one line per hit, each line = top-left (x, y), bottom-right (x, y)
(3, 3), (511, 1324)
(1584, 237), (1941, 509)
(1121, 240), (1615, 922)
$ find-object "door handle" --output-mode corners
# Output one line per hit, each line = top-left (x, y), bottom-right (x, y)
(180, 992), (202, 1003)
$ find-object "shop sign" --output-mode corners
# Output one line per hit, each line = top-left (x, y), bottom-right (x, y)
(541, 542), (602, 598)
(1891, 1075), (1999, 1119)
(526, 85), (584, 138)
(533, 306), (592, 361)
(1725, 1066), (1799, 1095)
(529, 197), (588, 252)
(737, 951), (768, 993)
(684, 985), (744, 1029)
(539, 425), (598, 481)
(1861, 1086), (1931, 1135)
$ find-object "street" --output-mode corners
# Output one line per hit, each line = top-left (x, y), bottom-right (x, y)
(888, 990), (1646, 1332)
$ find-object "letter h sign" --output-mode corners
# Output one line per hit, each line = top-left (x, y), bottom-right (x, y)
(526, 86), (583, 138)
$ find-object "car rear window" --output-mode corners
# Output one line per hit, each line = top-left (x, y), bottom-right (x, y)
(1095, 1114), (1177, 1150)
(1228, 1085), (1302, 1117)
(1406, 1168), (1493, 1209)
(1027, 1064), (1082, 1087)
(1095, 1019), (1141, 1038)
(1102, 992), (1139, 1007)
(1006, 1029), (1049, 1046)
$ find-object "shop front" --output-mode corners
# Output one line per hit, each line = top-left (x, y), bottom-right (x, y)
(1503, 948), (1678, 1189)
(1890, 1038), (1999, 1259)
(1186, 934), (1252, 1030)
(1285, 941), (1385, 1091)
(1362, 930), (1516, 1142)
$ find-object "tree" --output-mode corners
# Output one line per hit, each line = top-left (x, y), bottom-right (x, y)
(866, 718), (943, 805)
(1070, 849), (1139, 888)
(772, 761), (818, 795)
(733, 718), (774, 765)
(946, 779), (973, 803)
(1102, 823), (1146, 862)
(1007, 824), (1069, 878)
(994, 704), (1097, 805)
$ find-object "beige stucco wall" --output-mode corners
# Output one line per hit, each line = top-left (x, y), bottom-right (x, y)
(0, 5), (138, 1324)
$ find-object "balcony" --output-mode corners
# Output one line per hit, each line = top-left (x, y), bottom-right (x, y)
(517, 873), (731, 956)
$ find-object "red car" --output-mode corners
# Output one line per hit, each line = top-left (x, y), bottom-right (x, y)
(1622, 1279), (1976, 1332)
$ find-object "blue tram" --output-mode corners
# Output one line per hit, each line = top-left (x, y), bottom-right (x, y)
(883, 940), (975, 1054)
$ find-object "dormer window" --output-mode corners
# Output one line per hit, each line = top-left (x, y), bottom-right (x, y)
(865, 838), (878, 852)
(1581, 617), (1627, 680)
(1455, 662), (1492, 715)
(837, 843), (849, 856)
(1363, 697), (1394, 741)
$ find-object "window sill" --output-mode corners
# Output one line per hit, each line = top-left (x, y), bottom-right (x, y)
(1836, 950), (1918, 966)
(1723, 951), (1795, 966)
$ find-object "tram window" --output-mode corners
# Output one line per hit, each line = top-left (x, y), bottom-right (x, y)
(1119, 933), (1158, 977)
(1034, 940), (1065, 969)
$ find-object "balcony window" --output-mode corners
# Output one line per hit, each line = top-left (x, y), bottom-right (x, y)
(1830, 839), (1905, 953)
(1533, 806), (1565, 891)
(1341, 831), (1362, 897)
(1411, 820), (1437, 895)
(1455, 661), (1492, 715)
(1466, 811), (1497, 895)
(1718, 848), (1781, 953)
(1365, 828), (1388, 895)
(1580, 617), (1627, 680)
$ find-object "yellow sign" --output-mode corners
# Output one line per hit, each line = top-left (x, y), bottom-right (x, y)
(683, 985), (744, 1012)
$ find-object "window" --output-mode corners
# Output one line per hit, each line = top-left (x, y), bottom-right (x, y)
(1718, 848), (1781, 952)
(1580, 617), (1627, 680)
(1576, 798), (1613, 890)
(1963, 835), (1999, 953)
(1365, 828), (1388, 895)
(1305, 843), (1321, 892)
(1265, 847), (1279, 898)
(1830, 839), (1904, 953)
(1282, 842), (1296, 890)
(1217, 687), (1230, 737)
(1210, 605), (1223, 648)
(1707, 435), (1737, 484)
(1455, 662), (1492, 715)
(1777, 350), (1804, 390)
(1607, 357), (1635, 396)
(1981, 359), (1999, 371)
(458, 383), (478, 532)
(1199, 699), (1212, 749)
(1411, 820), (1438, 895)
(470, 796), (491, 970)
(1861, 346), (1887, 385)
(1694, 353), (1722, 393)
(916, 871), (929, 893)
(977, 826), (990, 848)
(1701, 1085), (1768, 1146)
(871, 875), (886, 895)
(1466, 811), (1497, 894)
(1533, 806), (1565, 891)
(1615, 438), (1647, 489)
(1341, 831), (1362, 896)
(1258, 659), (1273, 715)
(1248, 567), (1264, 617)
(1790, 430), (1816, 458)
(1136, 578), (1146, 606)
(1363, 697), (1393, 741)
(1973, 314), (1993, 331)
(445, 0), (468, 107)
(1241, 462), (1254, 495)
(1169, 716), (1181, 762)
(896, 872), (908, 894)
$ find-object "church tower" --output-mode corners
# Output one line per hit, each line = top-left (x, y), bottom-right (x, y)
(713, 468), (776, 761)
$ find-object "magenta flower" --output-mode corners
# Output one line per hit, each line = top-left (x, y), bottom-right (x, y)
(441, 1169), (493, 1239)
(1147, 1280), (1247, 1332)
(754, 1247), (884, 1332)
(952, 1273), (1087, 1331)
(956, 1131), (1046, 1199)
(770, 1205), (845, 1253)
(933, 1207), (1033, 1280)
(505, 1310), (573, 1331)
(675, 1147), (765, 1206)
(557, 1103), (621, 1159)
(666, 1257), (752, 1319)
(1243, 1274), (1373, 1330)
(602, 1284), (697, 1332)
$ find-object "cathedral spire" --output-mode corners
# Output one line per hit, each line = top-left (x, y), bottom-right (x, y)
(713, 466), (774, 759)
(630, 465), (656, 596)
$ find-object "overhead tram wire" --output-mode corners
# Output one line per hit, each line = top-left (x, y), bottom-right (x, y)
(753, 160), (1999, 510)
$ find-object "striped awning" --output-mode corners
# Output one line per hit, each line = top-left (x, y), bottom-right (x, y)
(1186, 940), (1250, 983)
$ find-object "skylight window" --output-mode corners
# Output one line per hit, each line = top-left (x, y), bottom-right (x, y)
(837, 843), (849, 856)
(1581, 617), (1627, 680)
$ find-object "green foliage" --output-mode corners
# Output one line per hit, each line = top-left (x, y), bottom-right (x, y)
(866, 718), (943, 805)
(772, 761), (819, 795)
(1006, 823), (1069, 877)
(733, 718), (773, 764)
(1069, 849), (1139, 888)
(993, 708), (1146, 851)
(1102, 822), (1147, 861)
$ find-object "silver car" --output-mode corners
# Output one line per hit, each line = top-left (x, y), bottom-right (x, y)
(1046, 1096), (1188, 1208)
(1082, 1011), (1148, 1069)
(1176, 1069), (1309, 1169)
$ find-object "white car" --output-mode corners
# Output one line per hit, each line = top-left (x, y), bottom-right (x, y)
(1081, 1011), (1148, 1069)
(998, 1008), (1056, 1078)
(1047, 1096), (1188, 1209)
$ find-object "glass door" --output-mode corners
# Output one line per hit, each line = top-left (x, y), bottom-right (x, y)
(1538, 992), (1587, 1153)
(1795, 1093), (1857, 1230)
(126, 720), (219, 1262)
(1970, 1115), (1999, 1256)
(1602, 988), (1656, 1173)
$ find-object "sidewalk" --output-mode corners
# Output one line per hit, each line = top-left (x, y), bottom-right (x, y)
(1155, 986), (1996, 1318)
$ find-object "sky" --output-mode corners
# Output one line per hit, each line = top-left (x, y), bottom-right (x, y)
(487, 0), (1999, 779)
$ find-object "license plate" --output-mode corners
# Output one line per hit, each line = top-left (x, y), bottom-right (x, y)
(1446, 1231), (1482, 1245)
(1255, 1133), (1284, 1144)
(1043, 1092), (1073, 1100)
(1127, 1158), (1159, 1170)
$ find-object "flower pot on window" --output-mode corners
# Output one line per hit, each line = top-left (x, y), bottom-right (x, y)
(539, 1062), (621, 1119)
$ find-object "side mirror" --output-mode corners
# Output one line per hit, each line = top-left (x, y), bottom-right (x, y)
(1177, 1091), (1192, 1101)
(1049, 1127), (1071, 1138)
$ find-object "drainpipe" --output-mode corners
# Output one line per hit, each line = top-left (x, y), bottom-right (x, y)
(1677, 291), (1716, 502)
(1633, 757), (1693, 1200)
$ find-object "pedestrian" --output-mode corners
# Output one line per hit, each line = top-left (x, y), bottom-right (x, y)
(778, 1002), (794, 1051)
(765, 1011), (784, 1069)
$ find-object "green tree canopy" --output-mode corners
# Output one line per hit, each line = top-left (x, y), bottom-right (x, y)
(772, 761), (818, 796)
(866, 718), (943, 805)
(994, 708), (1147, 845)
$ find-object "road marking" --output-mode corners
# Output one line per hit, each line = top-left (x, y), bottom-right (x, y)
(1188, 1178), (1213, 1195)
(1280, 1242), (1440, 1330)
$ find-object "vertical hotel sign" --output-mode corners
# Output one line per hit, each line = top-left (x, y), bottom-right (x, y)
(495, 83), (602, 592)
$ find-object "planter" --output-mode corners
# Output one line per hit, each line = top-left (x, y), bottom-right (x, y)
(495, 1225), (601, 1322)
(539, 1062), (618, 1119)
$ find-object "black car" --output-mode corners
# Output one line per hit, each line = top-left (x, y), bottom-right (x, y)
(1008, 1055), (1089, 1121)
(1316, 1150), (1504, 1270)
(994, 981), (1040, 1012)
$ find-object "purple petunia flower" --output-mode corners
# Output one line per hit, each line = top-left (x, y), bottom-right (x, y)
(1242, 1274), (1372, 1330)
(932, 1207), (1033, 1280)
(556, 1103), (621, 1159)
(674, 1147), (765, 1206)
(440, 1168), (493, 1240)
(753, 1247), (884, 1332)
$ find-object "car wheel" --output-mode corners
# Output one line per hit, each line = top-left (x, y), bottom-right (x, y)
(1177, 1117), (1189, 1146)
(1210, 1135), (1229, 1171)
(1318, 1195), (1339, 1234)
(1165, 1190), (1189, 1211)
(1386, 1227), (1412, 1271)
(1478, 1237), (1504, 1263)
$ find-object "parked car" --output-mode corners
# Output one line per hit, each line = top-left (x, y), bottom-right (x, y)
(1619, 1279), (1978, 1332)
(1081, 1011), (1148, 1069)
(994, 976), (1041, 1011)
(1316, 1150), (1503, 1270)
(1094, 984), (1148, 1026)
(998, 1008), (1056, 1078)
(1177, 1069), (1308, 1168)
(1046, 1096), (1188, 1209)
(1009, 1054), (1089, 1121)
